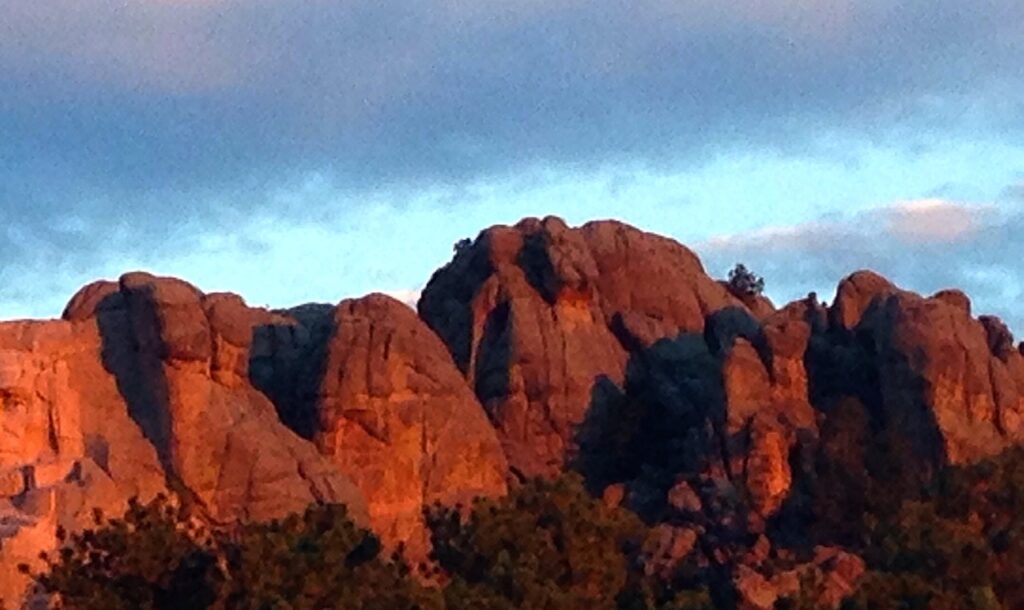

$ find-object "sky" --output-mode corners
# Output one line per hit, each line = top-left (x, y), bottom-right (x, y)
(2, 1), (1023, 330)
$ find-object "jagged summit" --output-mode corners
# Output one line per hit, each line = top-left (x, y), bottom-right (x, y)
(2, 216), (1023, 608)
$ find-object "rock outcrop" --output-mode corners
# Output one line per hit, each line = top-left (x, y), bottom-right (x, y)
(417, 218), (1024, 608)
(6, 216), (1024, 609)
(815, 271), (1024, 470)
(419, 217), (750, 477)
(313, 295), (508, 560)
(248, 295), (511, 561)
(0, 274), (369, 605)
(86, 273), (368, 523)
(420, 217), (811, 525)
(0, 317), (166, 602)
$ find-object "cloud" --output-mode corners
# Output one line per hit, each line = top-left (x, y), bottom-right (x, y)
(1005, 183), (1024, 200)
(877, 199), (993, 243)
(2, 1), (1022, 319)
(381, 289), (423, 310)
(699, 200), (1024, 332)
(701, 199), (995, 253)
(3, 0), (1021, 193)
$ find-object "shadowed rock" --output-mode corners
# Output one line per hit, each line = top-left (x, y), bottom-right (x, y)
(4, 218), (1024, 609)
(420, 216), (751, 477)
(249, 303), (336, 440)
(249, 294), (508, 563)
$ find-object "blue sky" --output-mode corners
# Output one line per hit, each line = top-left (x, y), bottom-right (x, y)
(2, 1), (1023, 329)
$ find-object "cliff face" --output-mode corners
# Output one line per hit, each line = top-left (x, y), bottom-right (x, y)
(417, 218), (1024, 609)
(304, 295), (507, 563)
(0, 316), (166, 603)
(1, 274), (372, 602)
(3, 216), (1024, 608)
(0, 276), (504, 603)
(418, 217), (746, 478)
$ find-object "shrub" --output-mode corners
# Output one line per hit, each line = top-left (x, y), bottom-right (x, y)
(28, 495), (220, 610)
(29, 498), (438, 610)
(726, 263), (765, 298)
(427, 474), (705, 610)
(222, 503), (439, 610)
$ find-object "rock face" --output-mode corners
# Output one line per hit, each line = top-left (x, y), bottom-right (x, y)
(571, 306), (816, 536)
(419, 217), (1024, 526)
(816, 271), (1024, 469)
(419, 218), (1024, 608)
(420, 217), (810, 525)
(419, 217), (749, 477)
(0, 317), (166, 602)
(7, 217), (1024, 609)
(715, 304), (817, 518)
(0, 274), (369, 605)
(248, 294), (509, 561)
(90, 273), (368, 523)
(314, 295), (508, 560)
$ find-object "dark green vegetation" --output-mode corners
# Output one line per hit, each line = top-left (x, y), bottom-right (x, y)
(27, 499), (434, 610)
(427, 475), (711, 610)
(27, 476), (711, 610)
(726, 264), (765, 299)
(28, 450), (1024, 610)
(778, 446), (1024, 609)
(839, 447), (1024, 610)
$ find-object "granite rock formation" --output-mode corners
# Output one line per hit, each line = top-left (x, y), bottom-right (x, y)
(312, 295), (508, 561)
(0, 315), (166, 603)
(5, 216), (1024, 608)
(1, 274), (371, 604)
(419, 217), (749, 478)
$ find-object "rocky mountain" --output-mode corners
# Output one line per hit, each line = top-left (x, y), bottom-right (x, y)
(3, 216), (1024, 608)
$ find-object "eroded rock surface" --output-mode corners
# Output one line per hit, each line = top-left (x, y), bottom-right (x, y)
(5, 218), (1024, 609)
(816, 271), (1024, 471)
(0, 275), (369, 606)
(419, 217), (749, 477)
(101, 273), (368, 523)
(314, 295), (508, 560)
(0, 316), (168, 602)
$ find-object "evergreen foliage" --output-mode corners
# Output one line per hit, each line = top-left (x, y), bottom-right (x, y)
(726, 263), (765, 298)
(30, 449), (1024, 610)
(27, 497), (437, 610)
(839, 447), (1024, 609)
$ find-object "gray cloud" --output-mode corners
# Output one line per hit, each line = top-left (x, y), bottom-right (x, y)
(2, 1), (1022, 315)
(699, 200), (1024, 333)
(1005, 183), (1024, 200)
(4, 0), (1021, 191)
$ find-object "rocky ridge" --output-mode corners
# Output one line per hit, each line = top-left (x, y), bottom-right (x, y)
(3, 216), (1024, 608)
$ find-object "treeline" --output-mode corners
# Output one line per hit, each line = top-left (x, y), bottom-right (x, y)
(27, 448), (1024, 609)
(25, 476), (711, 610)
(840, 446), (1024, 610)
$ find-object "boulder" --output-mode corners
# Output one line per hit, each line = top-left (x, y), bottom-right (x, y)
(734, 547), (865, 610)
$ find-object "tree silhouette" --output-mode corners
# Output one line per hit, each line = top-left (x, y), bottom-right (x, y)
(727, 263), (765, 298)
